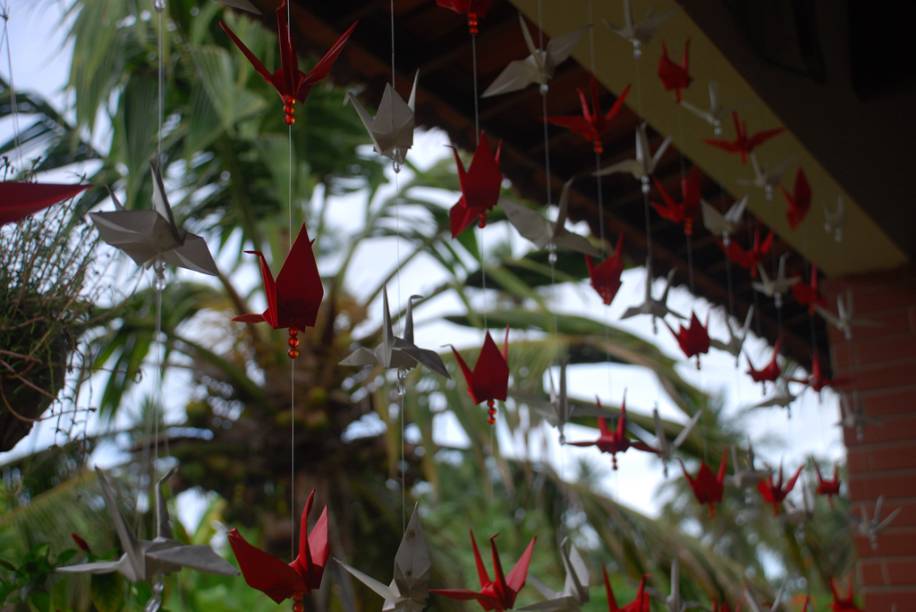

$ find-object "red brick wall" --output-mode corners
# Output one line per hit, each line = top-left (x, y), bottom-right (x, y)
(825, 266), (916, 611)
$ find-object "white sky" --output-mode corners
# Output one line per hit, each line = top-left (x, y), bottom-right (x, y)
(2, 2), (844, 534)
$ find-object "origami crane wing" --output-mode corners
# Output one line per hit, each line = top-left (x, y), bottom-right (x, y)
(347, 91), (385, 154)
(233, 249), (277, 325)
(275, 224), (324, 329)
(90, 209), (178, 268)
(483, 45), (541, 98)
(0, 182), (88, 226)
(338, 559), (396, 601)
(146, 543), (238, 575)
(97, 468), (145, 580)
(218, 0), (261, 13)
(594, 158), (644, 180)
(502, 198), (553, 248)
(56, 557), (130, 577)
(394, 505), (432, 600)
(546, 28), (585, 69)
(219, 20), (274, 84)
(298, 20), (359, 96)
(149, 160), (181, 242)
(505, 537), (537, 594)
(160, 232), (220, 276)
(700, 200), (727, 235)
(672, 411), (701, 449)
(472, 330), (510, 402)
(229, 529), (302, 603)
(398, 342), (451, 378)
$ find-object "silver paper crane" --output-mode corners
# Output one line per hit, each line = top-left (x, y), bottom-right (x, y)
(726, 442), (770, 490)
(752, 376), (798, 413)
(483, 14), (585, 97)
(347, 71), (419, 170)
(521, 539), (590, 611)
(753, 254), (799, 309)
(621, 258), (685, 333)
(851, 496), (901, 550)
(680, 81), (729, 135)
(824, 195), (846, 242)
(816, 291), (879, 341)
(738, 153), (793, 201)
(836, 398), (879, 443)
(340, 289), (450, 378)
(337, 505), (431, 611)
(700, 195), (748, 246)
(594, 123), (672, 194)
(604, 0), (674, 59)
(653, 405), (701, 478)
(709, 306), (755, 367)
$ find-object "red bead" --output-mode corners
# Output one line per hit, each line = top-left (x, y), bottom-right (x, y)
(478, 212), (487, 229)
(288, 336), (300, 348)
(288, 349), (300, 359)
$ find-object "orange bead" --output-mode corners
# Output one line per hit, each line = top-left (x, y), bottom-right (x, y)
(288, 349), (300, 359)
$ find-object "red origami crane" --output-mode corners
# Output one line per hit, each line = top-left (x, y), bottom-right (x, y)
(781, 168), (812, 229)
(704, 112), (784, 165)
(829, 579), (863, 612)
(722, 228), (773, 278)
(0, 182), (88, 226)
(435, 0), (494, 36)
(666, 311), (710, 369)
(229, 489), (329, 608)
(233, 224), (324, 359)
(568, 395), (657, 470)
(815, 464), (841, 503)
(449, 132), (503, 237)
(546, 79), (631, 155)
(791, 264), (825, 313)
(585, 233), (625, 305)
(603, 568), (650, 612)
(792, 353), (848, 394)
(430, 531), (536, 611)
(220, 0), (357, 125)
(801, 595), (811, 612)
(651, 166), (702, 236)
(680, 448), (728, 518)
(757, 463), (803, 515)
(451, 326), (510, 424)
(657, 40), (692, 102)
(711, 601), (737, 612)
(746, 338), (782, 390)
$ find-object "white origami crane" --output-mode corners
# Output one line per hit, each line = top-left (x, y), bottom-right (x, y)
(744, 581), (785, 612)
(90, 161), (219, 276)
(652, 405), (701, 478)
(663, 559), (688, 612)
(483, 14), (585, 97)
(502, 178), (603, 257)
(816, 291), (878, 341)
(700, 195), (747, 246)
(752, 376), (797, 412)
(347, 71), (419, 169)
(680, 81), (728, 134)
(738, 154), (793, 201)
(337, 506), (431, 611)
(529, 361), (573, 444)
(621, 258), (685, 333)
(594, 123), (671, 194)
(604, 0), (674, 59)
(709, 306), (754, 366)
(521, 540), (590, 611)
(340, 289), (449, 377)
(726, 442), (770, 489)
(836, 398), (879, 442)
(824, 195), (846, 242)
(58, 467), (237, 582)
(217, 0), (260, 13)
(851, 496), (901, 550)
(753, 254), (799, 308)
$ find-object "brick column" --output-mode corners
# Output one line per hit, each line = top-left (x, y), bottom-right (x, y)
(824, 265), (916, 611)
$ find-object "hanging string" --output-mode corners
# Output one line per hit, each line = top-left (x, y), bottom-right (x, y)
(286, 0), (297, 560)
(468, 18), (487, 331)
(536, 0), (558, 339)
(1, 3), (23, 170)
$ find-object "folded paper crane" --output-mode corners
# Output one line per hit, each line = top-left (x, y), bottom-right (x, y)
(436, 0), (494, 36)
(337, 505), (431, 611)
(604, 0), (673, 59)
(663, 559), (688, 612)
(621, 258), (685, 333)
(705, 112), (784, 165)
(700, 195), (747, 246)
(850, 495), (900, 550)
(814, 463), (841, 500)
(483, 14), (584, 97)
(451, 327), (510, 424)
(816, 291), (878, 341)
(604, 568), (649, 612)
(752, 377), (797, 412)
(791, 263), (825, 313)
(829, 579), (863, 612)
(520, 539), (589, 611)
(568, 393), (658, 470)
(836, 398), (878, 443)
(709, 306), (754, 367)
(746, 338), (783, 391)
(530, 361), (572, 444)
(0, 181), (87, 226)
(341, 289), (449, 377)
(824, 195), (845, 242)
(681, 81), (729, 134)
(738, 154), (793, 201)
(752, 254), (798, 309)
(651, 166), (702, 236)
(431, 531), (536, 611)
(449, 131), (503, 237)
(657, 40), (691, 103)
(726, 443), (770, 490)
(782, 168), (812, 229)
(722, 228), (773, 278)
(595, 123), (671, 194)
(653, 405), (701, 478)
(58, 467), (237, 581)
(347, 71), (419, 169)
(229, 489), (329, 606)
(503, 178), (602, 257)
(547, 79), (631, 155)
(666, 311), (710, 369)
(680, 448), (728, 518)
(233, 223), (324, 358)
(91, 161), (219, 276)
(586, 233), (625, 306)
(220, 0), (357, 125)
(792, 353), (847, 394)
(757, 464), (803, 515)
